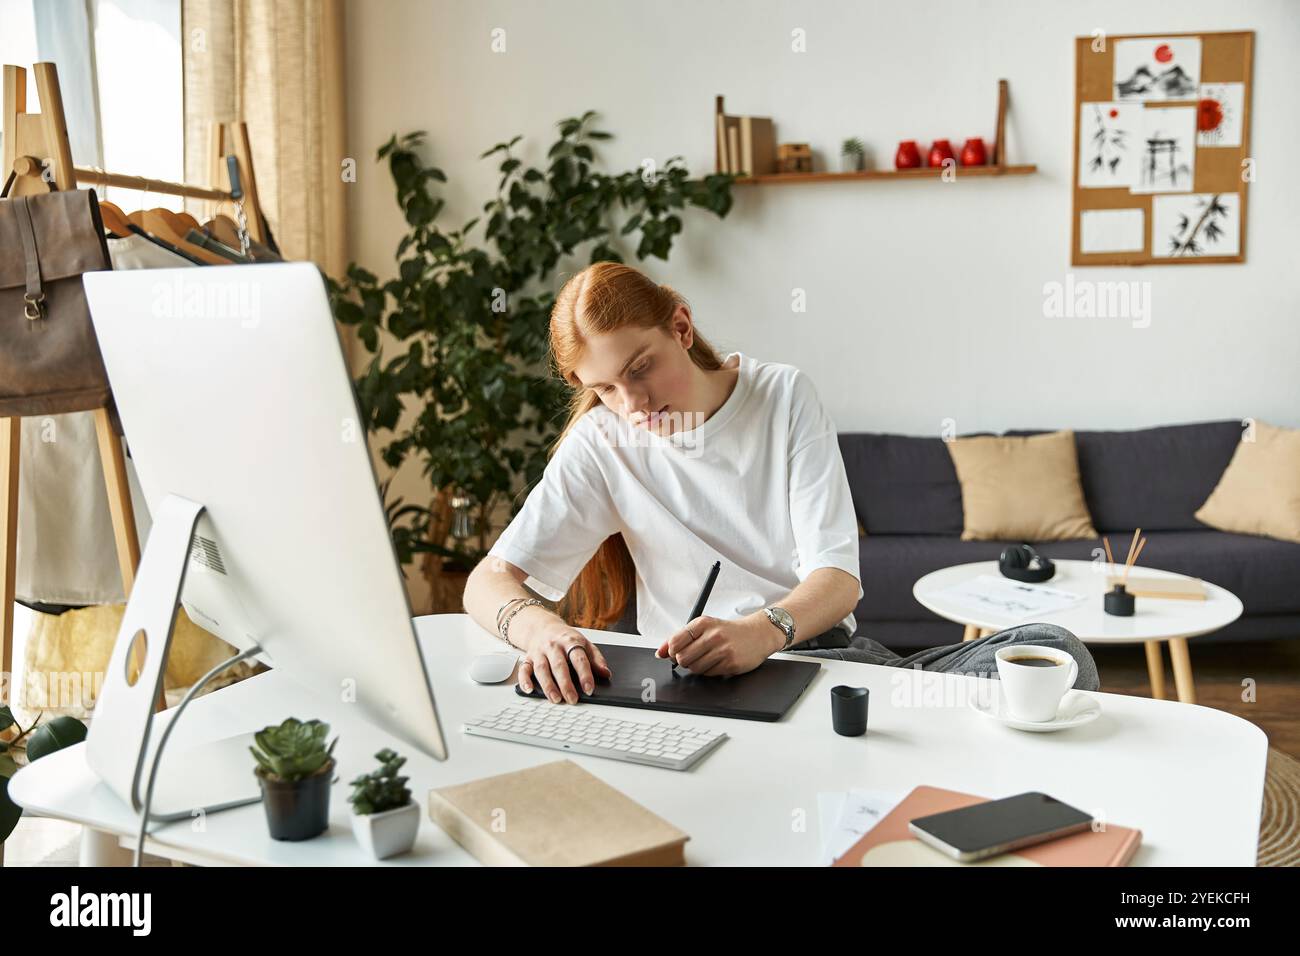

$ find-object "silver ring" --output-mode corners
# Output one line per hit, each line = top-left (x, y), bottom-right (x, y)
(564, 644), (586, 658)
(518, 657), (533, 669)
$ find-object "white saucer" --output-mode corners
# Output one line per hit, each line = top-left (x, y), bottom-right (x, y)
(970, 689), (1101, 732)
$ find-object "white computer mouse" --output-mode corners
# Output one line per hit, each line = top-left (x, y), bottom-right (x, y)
(469, 653), (519, 684)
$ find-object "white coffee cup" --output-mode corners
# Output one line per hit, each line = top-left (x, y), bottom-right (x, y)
(994, 644), (1079, 722)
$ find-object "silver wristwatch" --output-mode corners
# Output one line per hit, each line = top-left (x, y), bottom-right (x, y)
(763, 606), (796, 651)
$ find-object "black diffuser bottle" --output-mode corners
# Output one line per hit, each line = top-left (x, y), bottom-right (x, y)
(1104, 583), (1135, 616)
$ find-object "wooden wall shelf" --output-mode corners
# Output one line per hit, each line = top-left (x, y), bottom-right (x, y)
(733, 164), (1037, 185)
(719, 79), (1036, 186)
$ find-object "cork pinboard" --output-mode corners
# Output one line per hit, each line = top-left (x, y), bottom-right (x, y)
(1071, 31), (1253, 266)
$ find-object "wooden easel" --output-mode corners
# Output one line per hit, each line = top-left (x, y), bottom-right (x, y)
(2, 62), (270, 722)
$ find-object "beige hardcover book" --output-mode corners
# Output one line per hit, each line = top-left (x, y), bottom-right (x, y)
(716, 112), (730, 173)
(428, 759), (689, 866)
(727, 123), (741, 177)
(739, 116), (776, 176)
(1106, 575), (1207, 601)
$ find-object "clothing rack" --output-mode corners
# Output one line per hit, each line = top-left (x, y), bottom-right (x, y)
(0, 61), (273, 729)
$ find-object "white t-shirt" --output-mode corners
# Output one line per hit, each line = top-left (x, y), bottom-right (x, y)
(488, 351), (863, 641)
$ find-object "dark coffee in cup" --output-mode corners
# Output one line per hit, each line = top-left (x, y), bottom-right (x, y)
(996, 645), (1079, 721)
(1004, 655), (1062, 667)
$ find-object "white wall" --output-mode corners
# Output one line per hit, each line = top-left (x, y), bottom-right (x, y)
(344, 0), (1300, 439)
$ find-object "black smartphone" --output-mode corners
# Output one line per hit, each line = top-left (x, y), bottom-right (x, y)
(908, 792), (1093, 862)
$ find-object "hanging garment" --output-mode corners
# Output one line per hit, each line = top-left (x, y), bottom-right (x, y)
(14, 232), (193, 605)
(16, 232), (258, 721)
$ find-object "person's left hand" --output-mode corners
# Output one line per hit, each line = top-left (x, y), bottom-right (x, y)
(654, 613), (779, 677)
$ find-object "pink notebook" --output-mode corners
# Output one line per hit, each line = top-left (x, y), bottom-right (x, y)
(832, 785), (1142, 867)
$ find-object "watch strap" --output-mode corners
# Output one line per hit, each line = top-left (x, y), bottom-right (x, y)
(765, 606), (796, 651)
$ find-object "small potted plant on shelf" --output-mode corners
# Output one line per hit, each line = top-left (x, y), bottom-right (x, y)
(348, 747), (418, 859)
(250, 717), (337, 841)
(840, 137), (866, 172)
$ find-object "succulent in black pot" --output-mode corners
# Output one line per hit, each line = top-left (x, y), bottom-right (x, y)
(249, 717), (338, 841)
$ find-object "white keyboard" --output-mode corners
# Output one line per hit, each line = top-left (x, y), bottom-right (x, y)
(463, 700), (728, 771)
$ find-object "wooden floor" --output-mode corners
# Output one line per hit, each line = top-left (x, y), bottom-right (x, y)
(1091, 638), (1300, 761)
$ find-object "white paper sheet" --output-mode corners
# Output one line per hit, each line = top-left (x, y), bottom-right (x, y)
(1078, 102), (1142, 188)
(819, 789), (905, 865)
(1131, 106), (1197, 194)
(1080, 208), (1145, 253)
(930, 575), (1086, 624)
(1197, 82), (1245, 147)
(1152, 192), (1241, 258)
(1114, 37), (1201, 101)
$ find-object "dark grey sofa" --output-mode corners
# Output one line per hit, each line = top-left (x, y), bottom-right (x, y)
(840, 420), (1300, 650)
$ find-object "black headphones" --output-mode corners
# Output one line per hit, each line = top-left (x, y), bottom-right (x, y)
(998, 543), (1056, 583)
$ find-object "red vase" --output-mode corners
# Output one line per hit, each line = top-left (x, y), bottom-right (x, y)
(894, 140), (922, 169)
(927, 139), (955, 168)
(960, 137), (987, 166)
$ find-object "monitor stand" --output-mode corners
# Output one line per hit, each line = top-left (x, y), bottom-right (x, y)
(85, 494), (262, 821)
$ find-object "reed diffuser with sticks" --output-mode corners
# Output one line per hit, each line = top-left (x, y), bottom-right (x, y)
(1102, 529), (1146, 616)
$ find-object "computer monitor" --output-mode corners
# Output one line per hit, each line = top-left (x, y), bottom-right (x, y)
(81, 262), (446, 817)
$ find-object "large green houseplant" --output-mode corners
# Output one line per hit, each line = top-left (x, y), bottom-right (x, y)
(328, 111), (736, 577)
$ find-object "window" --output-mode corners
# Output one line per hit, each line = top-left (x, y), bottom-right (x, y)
(0, 0), (182, 210)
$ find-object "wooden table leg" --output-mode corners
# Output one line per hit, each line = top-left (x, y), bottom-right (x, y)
(1168, 638), (1196, 704)
(962, 624), (979, 642)
(1144, 640), (1166, 700)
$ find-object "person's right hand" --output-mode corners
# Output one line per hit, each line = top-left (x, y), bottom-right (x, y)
(515, 611), (613, 704)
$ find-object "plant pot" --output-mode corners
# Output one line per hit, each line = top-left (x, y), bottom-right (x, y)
(351, 799), (420, 859)
(256, 758), (335, 841)
(840, 153), (864, 172)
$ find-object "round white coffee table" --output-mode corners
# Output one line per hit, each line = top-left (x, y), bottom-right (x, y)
(912, 560), (1244, 704)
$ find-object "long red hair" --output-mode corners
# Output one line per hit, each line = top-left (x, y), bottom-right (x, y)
(546, 262), (725, 630)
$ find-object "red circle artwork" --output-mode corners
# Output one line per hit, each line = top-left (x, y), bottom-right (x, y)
(1198, 98), (1224, 132)
(1154, 43), (1174, 63)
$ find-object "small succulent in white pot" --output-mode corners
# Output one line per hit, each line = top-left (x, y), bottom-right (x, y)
(840, 137), (866, 171)
(349, 748), (418, 859)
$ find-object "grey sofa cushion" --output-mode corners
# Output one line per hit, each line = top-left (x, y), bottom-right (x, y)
(1006, 421), (1243, 531)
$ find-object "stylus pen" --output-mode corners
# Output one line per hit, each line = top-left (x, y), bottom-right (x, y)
(674, 560), (721, 672)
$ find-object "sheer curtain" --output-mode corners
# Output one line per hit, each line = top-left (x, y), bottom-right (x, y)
(181, 0), (349, 278)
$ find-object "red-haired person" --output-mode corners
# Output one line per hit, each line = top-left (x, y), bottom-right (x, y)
(463, 263), (1098, 704)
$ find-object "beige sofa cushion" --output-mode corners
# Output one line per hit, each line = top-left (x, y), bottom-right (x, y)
(1195, 420), (1300, 544)
(946, 430), (1098, 541)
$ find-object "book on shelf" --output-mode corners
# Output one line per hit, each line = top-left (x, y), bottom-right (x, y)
(739, 116), (776, 176)
(717, 113), (775, 175)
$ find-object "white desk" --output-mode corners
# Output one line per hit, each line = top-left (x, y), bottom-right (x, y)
(10, 613), (1267, 866)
